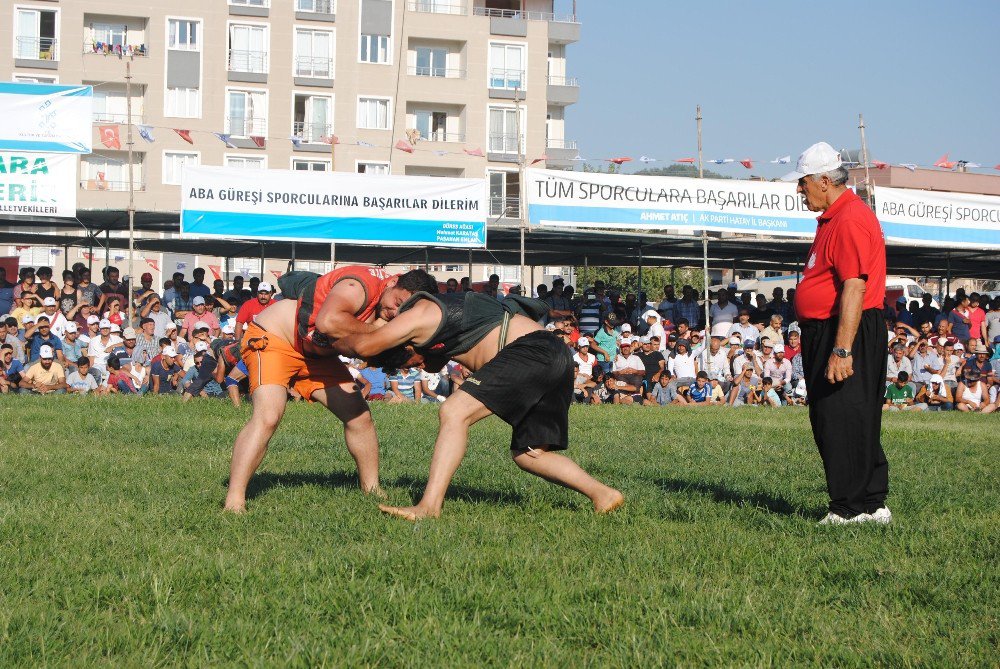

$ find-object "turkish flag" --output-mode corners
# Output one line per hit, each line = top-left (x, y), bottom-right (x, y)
(395, 139), (414, 154)
(933, 153), (956, 169)
(530, 155), (548, 165)
(872, 161), (889, 170)
(740, 159), (754, 169)
(174, 129), (194, 144)
(271, 270), (283, 280)
(145, 259), (159, 271)
(209, 265), (222, 280)
(251, 136), (266, 148)
(99, 125), (121, 149)
(83, 252), (93, 261)
(609, 157), (633, 165)
(674, 158), (695, 164)
(463, 147), (485, 157)
(319, 135), (339, 145)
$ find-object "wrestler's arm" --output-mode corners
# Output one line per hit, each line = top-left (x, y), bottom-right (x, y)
(333, 300), (439, 358)
(314, 279), (379, 340)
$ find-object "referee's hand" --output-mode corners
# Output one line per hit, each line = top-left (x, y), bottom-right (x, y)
(825, 354), (854, 384)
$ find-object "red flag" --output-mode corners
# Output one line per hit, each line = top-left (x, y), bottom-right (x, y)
(530, 155), (548, 165)
(463, 147), (485, 157)
(145, 259), (159, 271)
(872, 161), (889, 170)
(98, 125), (121, 149)
(251, 135), (265, 148)
(174, 129), (194, 144)
(933, 153), (956, 169)
(83, 252), (93, 261)
(271, 270), (283, 280)
(740, 159), (754, 169)
(674, 157), (695, 164)
(319, 135), (339, 145)
(608, 157), (633, 165)
(994, 164), (1000, 171)
(207, 265), (222, 281)
(395, 139), (414, 154)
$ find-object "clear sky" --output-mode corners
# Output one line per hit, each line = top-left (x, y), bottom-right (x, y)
(564, 1), (1000, 180)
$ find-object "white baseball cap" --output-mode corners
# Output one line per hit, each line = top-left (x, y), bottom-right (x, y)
(110, 323), (122, 333)
(162, 345), (178, 357)
(195, 341), (209, 352)
(577, 337), (589, 347)
(43, 296), (57, 306)
(122, 327), (137, 339)
(87, 315), (101, 325)
(22, 313), (35, 324)
(193, 320), (209, 331)
(165, 322), (177, 331)
(937, 337), (949, 346)
(545, 323), (556, 331)
(620, 324), (632, 333)
(955, 342), (965, 351)
(773, 343), (785, 353)
(192, 296), (206, 306)
(64, 321), (78, 333)
(221, 323), (235, 334)
(710, 322), (730, 338)
(258, 282), (273, 293)
(39, 344), (54, 359)
(642, 310), (659, 320)
(782, 141), (843, 181)
(794, 379), (807, 397)
(99, 319), (112, 329)
(929, 374), (944, 384)
(620, 337), (634, 346)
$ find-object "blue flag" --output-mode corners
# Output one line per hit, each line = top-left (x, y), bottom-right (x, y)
(137, 125), (155, 143)
(213, 132), (237, 148)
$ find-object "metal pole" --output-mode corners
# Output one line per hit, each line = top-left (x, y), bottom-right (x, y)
(224, 257), (230, 287)
(468, 249), (472, 284)
(105, 229), (110, 269)
(290, 241), (296, 271)
(260, 243), (265, 282)
(859, 113), (874, 208)
(330, 242), (337, 269)
(424, 247), (429, 271)
(697, 104), (712, 377)
(126, 60), (136, 324)
(515, 86), (527, 288)
(637, 243), (643, 306)
(946, 252), (952, 297)
(63, 245), (69, 273)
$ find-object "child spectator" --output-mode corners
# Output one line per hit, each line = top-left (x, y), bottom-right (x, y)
(67, 357), (99, 395)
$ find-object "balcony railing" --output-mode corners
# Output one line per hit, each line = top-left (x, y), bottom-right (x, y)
(292, 121), (333, 143)
(85, 42), (149, 57)
(294, 56), (333, 78)
(226, 116), (268, 137)
(488, 134), (520, 155)
(421, 131), (465, 143)
(489, 196), (520, 218)
(489, 68), (524, 90)
(547, 75), (579, 87)
(296, 0), (334, 13)
(231, 0), (270, 6)
(80, 179), (146, 192)
(16, 36), (59, 61)
(473, 6), (577, 22)
(227, 50), (268, 73)
(406, 0), (467, 15)
(545, 138), (578, 150)
(93, 112), (144, 124)
(408, 65), (466, 79)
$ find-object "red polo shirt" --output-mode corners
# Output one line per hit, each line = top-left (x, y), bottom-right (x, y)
(795, 189), (886, 321)
(236, 296), (274, 324)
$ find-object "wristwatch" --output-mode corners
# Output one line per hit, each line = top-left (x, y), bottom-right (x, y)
(832, 347), (852, 358)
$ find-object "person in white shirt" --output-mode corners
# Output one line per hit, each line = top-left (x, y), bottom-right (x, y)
(728, 307), (760, 345)
(573, 337), (597, 382)
(732, 340), (762, 383)
(710, 288), (739, 326)
(702, 324), (733, 391)
(668, 339), (699, 390)
(86, 318), (122, 379)
(763, 343), (794, 397)
(642, 311), (666, 351)
(39, 297), (71, 339)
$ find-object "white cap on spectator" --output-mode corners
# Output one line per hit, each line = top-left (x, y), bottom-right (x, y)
(258, 282), (273, 293)
(642, 310), (659, 320)
(110, 323), (122, 333)
(43, 296), (57, 306)
(782, 141), (842, 181)
(39, 345), (54, 359)
(929, 374), (944, 384)
(955, 342), (965, 351)
(620, 337), (634, 346)
(578, 337), (589, 347)
(773, 343), (785, 353)
(192, 296), (206, 306)
(87, 315), (100, 325)
(640, 335), (652, 344)
(545, 323), (556, 331)
(194, 320), (209, 331)
(620, 324), (632, 333)
(162, 345), (178, 357)
(222, 323), (235, 334)
(794, 379), (807, 397)
(937, 337), (948, 346)
(64, 322), (78, 333)
(710, 322), (730, 339)
(22, 313), (35, 324)
(99, 319), (112, 329)
(165, 322), (177, 331)
(195, 341), (209, 352)
(122, 327), (137, 339)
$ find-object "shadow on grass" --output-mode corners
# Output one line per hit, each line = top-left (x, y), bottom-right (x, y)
(653, 477), (816, 518)
(389, 475), (525, 507)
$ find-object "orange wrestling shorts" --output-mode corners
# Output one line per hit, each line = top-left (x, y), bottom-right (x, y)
(242, 322), (354, 400)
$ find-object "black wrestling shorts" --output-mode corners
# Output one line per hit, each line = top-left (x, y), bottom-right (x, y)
(459, 330), (573, 452)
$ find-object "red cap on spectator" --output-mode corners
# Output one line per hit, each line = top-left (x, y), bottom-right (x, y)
(141, 272), (153, 281)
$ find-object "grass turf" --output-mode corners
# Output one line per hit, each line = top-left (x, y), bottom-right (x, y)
(0, 397), (996, 667)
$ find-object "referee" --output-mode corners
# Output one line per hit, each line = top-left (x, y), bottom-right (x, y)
(784, 142), (891, 525)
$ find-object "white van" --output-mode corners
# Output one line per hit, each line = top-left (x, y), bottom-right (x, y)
(728, 275), (939, 309)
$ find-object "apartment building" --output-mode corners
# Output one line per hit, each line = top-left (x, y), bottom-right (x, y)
(1, 0), (579, 284)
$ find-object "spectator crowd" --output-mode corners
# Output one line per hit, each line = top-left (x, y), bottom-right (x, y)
(2, 263), (999, 415)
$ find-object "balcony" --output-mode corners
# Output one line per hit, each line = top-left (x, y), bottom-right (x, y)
(408, 65), (466, 79)
(296, 0), (336, 22)
(15, 37), (59, 68)
(292, 121), (334, 152)
(420, 130), (465, 143)
(80, 179), (146, 192)
(227, 50), (268, 83)
(487, 134), (519, 163)
(225, 116), (268, 149)
(473, 5), (579, 41)
(546, 75), (579, 105)
(294, 56), (334, 86)
(489, 196), (520, 219)
(230, 0), (270, 18)
(84, 42), (149, 58)
(488, 68), (525, 99)
(92, 112), (144, 124)
(406, 0), (467, 15)
(545, 138), (578, 168)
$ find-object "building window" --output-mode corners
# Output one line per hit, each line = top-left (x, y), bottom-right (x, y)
(293, 94), (332, 143)
(168, 19), (199, 51)
(488, 106), (520, 154)
(360, 34), (389, 64)
(297, 0), (335, 12)
(15, 8), (59, 61)
(81, 152), (143, 191)
(294, 28), (334, 78)
(12, 74), (57, 83)
(488, 170), (519, 217)
(357, 97), (390, 130)
(226, 155), (266, 169)
(489, 43), (525, 90)
(414, 110), (449, 142)
(414, 46), (447, 77)
(357, 162), (389, 175)
(91, 23), (127, 48)
(292, 159), (329, 171)
(93, 87), (141, 124)
(165, 87), (200, 118)
(230, 0), (269, 7)
(228, 24), (268, 73)
(226, 89), (267, 137)
(163, 151), (199, 186)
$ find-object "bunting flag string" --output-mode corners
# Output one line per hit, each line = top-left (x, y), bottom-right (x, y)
(98, 125), (121, 149)
(174, 129), (193, 144)
(137, 124), (155, 143)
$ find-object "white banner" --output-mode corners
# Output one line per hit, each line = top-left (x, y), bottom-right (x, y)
(181, 166), (487, 247)
(0, 82), (93, 154)
(876, 186), (1000, 249)
(527, 168), (817, 237)
(0, 151), (77, 218)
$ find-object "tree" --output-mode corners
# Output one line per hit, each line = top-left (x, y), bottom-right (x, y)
(634, 165), (731, 179)
(574, 266), (706, 299)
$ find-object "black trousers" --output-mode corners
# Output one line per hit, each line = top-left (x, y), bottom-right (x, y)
(800, 308), (889, 517)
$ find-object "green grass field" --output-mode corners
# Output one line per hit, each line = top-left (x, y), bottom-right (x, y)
(1, 397), (996, 667)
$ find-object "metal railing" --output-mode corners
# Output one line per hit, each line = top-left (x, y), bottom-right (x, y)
(226, 116), (268, 137)
(488, 68), (524, 90)
(407, 65), (466, 79)
(472, 6), (577, 22)
(15, 36), (59, 60)
(296, 0), (334, 13)
(80, 179), (146, 192)
(488, 133), (521, 155)
(489, 196), (520, 218)
(292, 121), (333, 143)
(227, 49), (268, 73)
(406, 0), (467, 15)
(294, 56), (333, 78)
(92, 112), (144, 124)
(545, 138), (578, 150)
(231, 0), (270, 6)
(84, 42), (149, 57)
(421, 131), (465, 143)
(546, 75), (579, 87)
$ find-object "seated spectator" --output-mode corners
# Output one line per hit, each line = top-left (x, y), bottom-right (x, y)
(358, 361), (387, 401)
(635, 336), (665, 396)
(87, 319), (120, 376)
(608, 374), (642, 405)
(104, 356), (139, 395)
(787, 379), (808, 406)
(612, 339), (645, 394)
(916, 374), (953, 412)
(958, 342), (993, 380)
(25, 315), (65, 364)
(885, 344), (913, 387)
(66, 356), (100, 395)
(60, 322), (85, 370)
(883, 371), (926, 411)
(753, 376), (782, 407)
(103, 297), (126, 327)
(182, 297), (221, 343)
(182, 343), (223, 400)
(759, 314), (785, 347)
(644, 371), (684, 406)
(763, 343), (793, 398)
(387, 367), (422, 403)
(133, 318), (160, 364)
(910, 338), (942, 394)
(785, 329), (802, 360)
(955, 370), (986, 413)
(573, 362), (597, 403)
(20, 345), (67, 394)
(4, 315), (26, 363)
(686, 371), (721, 405)
(151, 346), (184, 394)
(235, 282), (274, 340)
(729, 366), (756, 406)
(589, 368), (614, 405)
(1, 343), (25, 393)
(420, 365), (448, 403)
(668, 339), (698, 390)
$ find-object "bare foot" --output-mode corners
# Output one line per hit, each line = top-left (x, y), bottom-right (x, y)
(223, 502), (247, 514)
(594, 488), (624, 514)
(378, 504), (440, 521)
(365, 484), (389, 501)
